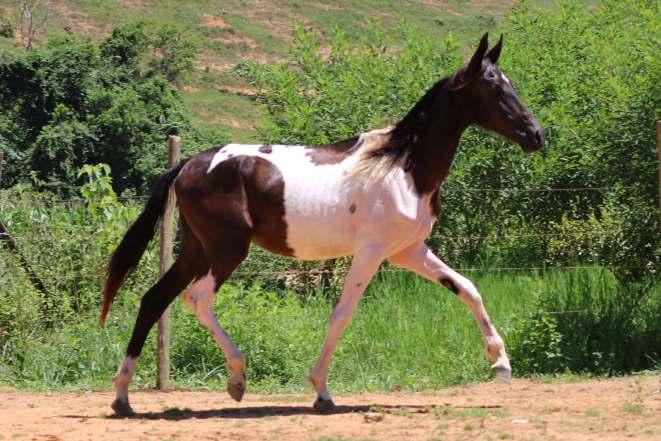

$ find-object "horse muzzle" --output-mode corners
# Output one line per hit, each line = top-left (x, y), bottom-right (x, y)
(517, 122), (544, 154)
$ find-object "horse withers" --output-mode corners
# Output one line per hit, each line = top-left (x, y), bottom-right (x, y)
(101, 33), (544, 416)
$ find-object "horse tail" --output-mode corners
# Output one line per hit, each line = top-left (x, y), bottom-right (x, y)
(99, 159), (189, 326)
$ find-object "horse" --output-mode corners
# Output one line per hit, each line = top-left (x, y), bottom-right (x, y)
(100, 33), (544, 416)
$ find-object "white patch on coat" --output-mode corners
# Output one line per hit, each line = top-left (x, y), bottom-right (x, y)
(207, 128), (436, 260)
(182, 273), (242, 359)
(501, 73), (511, 85)
(182, 272), (245, 372)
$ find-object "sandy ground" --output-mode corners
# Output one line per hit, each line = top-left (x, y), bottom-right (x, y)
(1, 376), (659, 441)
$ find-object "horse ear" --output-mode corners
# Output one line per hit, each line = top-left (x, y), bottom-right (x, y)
(486, 34), (503, 64)
(466, 33), (489, 79)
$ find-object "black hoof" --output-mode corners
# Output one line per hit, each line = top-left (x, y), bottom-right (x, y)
(227, 378), (246, 402)
(111, 398), (135, 416)
(313, 396), (336, 413)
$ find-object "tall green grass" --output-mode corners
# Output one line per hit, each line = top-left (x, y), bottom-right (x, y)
(2, 267), (657, 392)
(1, 184), (658, 391)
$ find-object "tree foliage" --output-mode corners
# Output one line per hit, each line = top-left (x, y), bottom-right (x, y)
(0, 22), (222, 195)
(240, 0), (660, 284)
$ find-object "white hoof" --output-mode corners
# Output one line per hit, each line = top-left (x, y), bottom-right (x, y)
(491, 362), (512, 383)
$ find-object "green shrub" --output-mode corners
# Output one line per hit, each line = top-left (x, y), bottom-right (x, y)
(0, 23), (224, 195)
(0, 16), (13, 38)
(509, 269), (661, 375)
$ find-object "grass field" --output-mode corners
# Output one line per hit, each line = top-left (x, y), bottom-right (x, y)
(2, 261), (658, 393)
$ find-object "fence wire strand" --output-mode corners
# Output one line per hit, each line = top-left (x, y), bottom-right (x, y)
(1, 183), (656, 290)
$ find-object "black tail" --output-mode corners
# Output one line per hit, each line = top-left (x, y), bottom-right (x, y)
(100, 159), (189, 325)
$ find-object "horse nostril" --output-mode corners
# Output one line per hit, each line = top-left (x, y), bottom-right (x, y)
(534, 129), (543, 145)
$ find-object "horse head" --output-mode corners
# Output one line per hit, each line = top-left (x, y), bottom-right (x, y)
(450, 33), (544, 153)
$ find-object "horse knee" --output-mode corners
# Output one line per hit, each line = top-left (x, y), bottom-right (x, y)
(461, 280), (482, 302)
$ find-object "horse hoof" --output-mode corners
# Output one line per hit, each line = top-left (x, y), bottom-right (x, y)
(111, 398), (135, 416)
(313, 396), (336, 413)
(227, 378), (246, 402)
(491, 364), (512, 383)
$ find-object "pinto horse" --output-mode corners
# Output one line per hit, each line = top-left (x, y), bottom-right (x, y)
(101, 33), (544, 416)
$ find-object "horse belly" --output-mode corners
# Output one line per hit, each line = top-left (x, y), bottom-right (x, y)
(285, 213), (355, 260)
(282, 177), (357, 260)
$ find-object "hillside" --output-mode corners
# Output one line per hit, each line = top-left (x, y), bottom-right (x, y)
(0, 0), (555, 141)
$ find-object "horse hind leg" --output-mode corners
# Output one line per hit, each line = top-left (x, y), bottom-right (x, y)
(182, 228), (251, 402)
(111, 249), (206, 416)
(182, 270), (247, 401)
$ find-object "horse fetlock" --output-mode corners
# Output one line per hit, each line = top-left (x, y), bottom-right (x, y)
(112, 374), (129, 396)
(226, 353), (246, 375)
(484, 336), (506, 362)
(306, 372), (331, 400)
(308, 373), (335, 412)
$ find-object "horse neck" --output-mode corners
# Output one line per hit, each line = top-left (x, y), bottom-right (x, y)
(407, 92), (472, 195)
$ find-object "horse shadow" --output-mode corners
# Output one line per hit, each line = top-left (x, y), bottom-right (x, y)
(64, 402), (485, 421)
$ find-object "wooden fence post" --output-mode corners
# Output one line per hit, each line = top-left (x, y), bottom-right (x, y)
(656, 120), (661, 223)
(0, 146), (4, 186)
(157, 135), (181, 390)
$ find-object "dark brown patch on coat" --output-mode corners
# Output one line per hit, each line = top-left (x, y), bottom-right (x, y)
(306, 136), (360, 165)
(242, 156), (295, 257)
(175, 148), (294, 258)
(349, 203), (356, 214)
(356, 282), (362, 288)
(258, 145), (272, 154)
(176, 147), (253, 232)
(439, 277), (459, 295)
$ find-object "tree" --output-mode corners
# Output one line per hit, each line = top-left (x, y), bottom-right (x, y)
(0, 23), (222, 195)
(151, 24), (197, 84)
(18, 0), (50, 50)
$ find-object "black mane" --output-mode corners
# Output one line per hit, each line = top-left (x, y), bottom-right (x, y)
(369, 76), (451, 164)
(315, 76), (451, 167)
(393, 76), (450, 141)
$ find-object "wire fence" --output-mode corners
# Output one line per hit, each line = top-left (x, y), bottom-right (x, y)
(1, 186), (658, 323)
(0, 182), (641, 276)
(0, 229), (622, 244)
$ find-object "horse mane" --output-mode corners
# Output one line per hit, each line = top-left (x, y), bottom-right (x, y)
(347, 76), (451, 183)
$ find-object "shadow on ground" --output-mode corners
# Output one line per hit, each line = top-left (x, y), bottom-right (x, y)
(63, 403), (504, 421)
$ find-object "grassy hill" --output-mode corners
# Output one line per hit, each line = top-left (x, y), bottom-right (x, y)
(0, 0), (554, 141)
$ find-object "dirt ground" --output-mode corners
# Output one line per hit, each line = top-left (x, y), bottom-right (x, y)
(1, 375), (659, 441)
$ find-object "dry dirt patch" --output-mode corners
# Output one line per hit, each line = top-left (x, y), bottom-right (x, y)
(1, 376), (659, 441)
(201, 13), (231, 30)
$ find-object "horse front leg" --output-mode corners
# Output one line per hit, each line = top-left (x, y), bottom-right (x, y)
(389, 243), (511, 382)
(307, 245), (384, 412)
